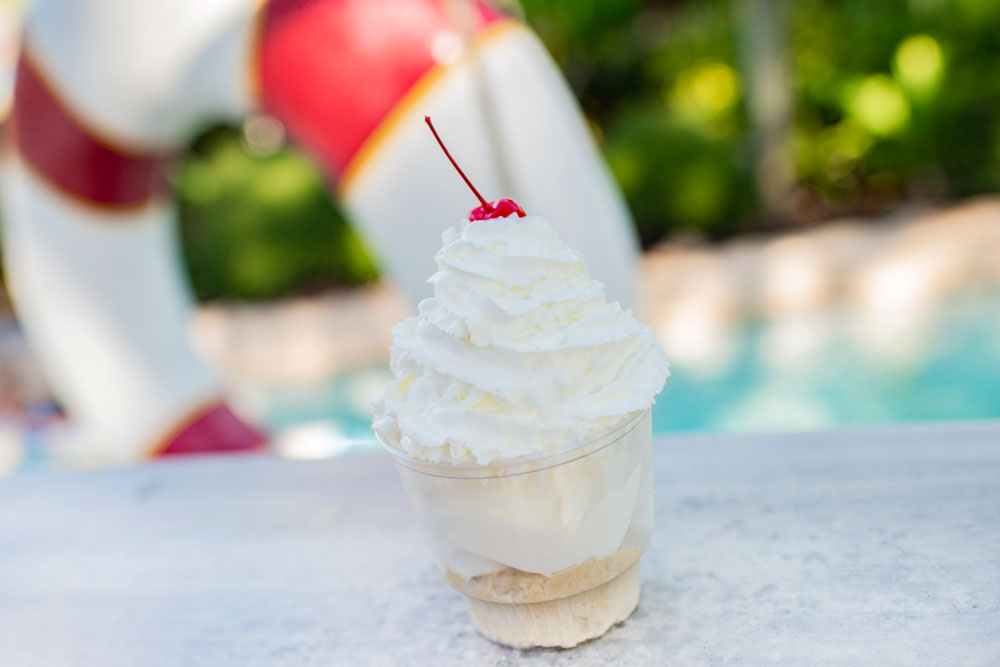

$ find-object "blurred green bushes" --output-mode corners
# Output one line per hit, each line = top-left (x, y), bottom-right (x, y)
(522, 0), (1000, 239)
(176, 127), (377, 301)
(176, 0), (1000, 300)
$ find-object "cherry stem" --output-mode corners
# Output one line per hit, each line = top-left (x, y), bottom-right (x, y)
(425, 116), (492, 212)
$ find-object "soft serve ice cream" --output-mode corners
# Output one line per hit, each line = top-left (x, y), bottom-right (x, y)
(372, 215), (668, 465)
(374, 212), (667, 573)
(373, 117), (669, 648)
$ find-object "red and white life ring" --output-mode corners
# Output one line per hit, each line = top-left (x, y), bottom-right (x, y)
(2, 0), (639, 463)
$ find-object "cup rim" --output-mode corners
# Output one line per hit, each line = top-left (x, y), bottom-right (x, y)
(376, 409), (649, 479)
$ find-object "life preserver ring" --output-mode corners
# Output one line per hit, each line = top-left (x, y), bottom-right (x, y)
(2, 0), (639, 463)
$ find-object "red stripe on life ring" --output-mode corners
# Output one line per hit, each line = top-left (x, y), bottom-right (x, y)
(257, 0), (504, 179)
(10, 53), (167, 207)
(154, 402), (267, 457)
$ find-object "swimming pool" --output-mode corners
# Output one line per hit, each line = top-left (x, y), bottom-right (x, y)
(258, 287), (1000, 458)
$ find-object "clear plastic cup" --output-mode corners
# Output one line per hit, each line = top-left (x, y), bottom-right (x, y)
(378, 410), (652, 648)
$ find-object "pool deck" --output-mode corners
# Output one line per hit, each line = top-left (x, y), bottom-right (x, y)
(2, 421), (998, 666)
(187, 197), (1000, 386)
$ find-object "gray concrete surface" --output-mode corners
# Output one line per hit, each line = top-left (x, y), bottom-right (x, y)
(1, 421), (998, 666)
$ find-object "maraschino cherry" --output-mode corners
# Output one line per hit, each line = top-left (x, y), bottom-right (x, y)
(424, 116), (526, 221)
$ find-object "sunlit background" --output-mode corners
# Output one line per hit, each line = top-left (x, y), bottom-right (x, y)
(1, 0), (999, 469)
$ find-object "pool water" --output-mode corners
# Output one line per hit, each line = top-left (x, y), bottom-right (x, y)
(259, 288), (1000, 456)
(653, 289), (1000, 432)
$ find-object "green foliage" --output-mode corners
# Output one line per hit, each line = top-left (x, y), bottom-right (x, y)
(605, 107), (754, 242)
(523, 0), (756, 240)
(175, 127), (377, 301)
(523, 0), (1000, 236)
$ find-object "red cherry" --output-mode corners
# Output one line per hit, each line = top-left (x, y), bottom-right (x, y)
(469, 198), (526, 220)
(424, 116), (526, 221)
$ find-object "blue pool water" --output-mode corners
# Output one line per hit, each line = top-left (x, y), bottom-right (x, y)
(260, 288), (1000, 453)
(653, 291), (1000, 433)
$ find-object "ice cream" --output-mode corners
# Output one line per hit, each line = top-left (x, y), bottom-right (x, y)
(373, 214), (667, 645)
(372, 215), (668, 466)
(373, 117), (668, 648)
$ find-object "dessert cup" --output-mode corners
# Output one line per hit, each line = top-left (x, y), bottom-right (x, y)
(378, 410), (653, 648)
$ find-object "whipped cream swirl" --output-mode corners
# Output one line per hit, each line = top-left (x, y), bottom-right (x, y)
(372, 215), (669, 464)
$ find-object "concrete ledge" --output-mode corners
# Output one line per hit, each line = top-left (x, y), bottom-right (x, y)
(1, 421), (998, 665)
